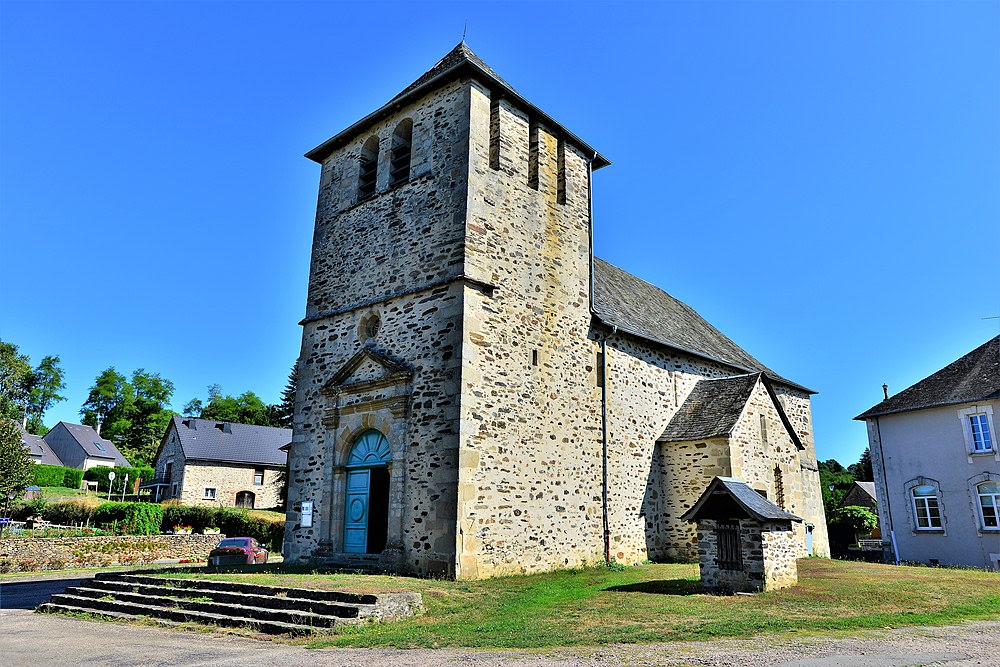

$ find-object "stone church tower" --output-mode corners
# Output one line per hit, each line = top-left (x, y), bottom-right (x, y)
(284, 44), (829, 578)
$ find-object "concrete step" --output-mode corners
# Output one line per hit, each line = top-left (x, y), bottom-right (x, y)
(98, 573), (378, 606)
(83, 578), (371, 618)
(42, 593), (326, 635)
(61, 587), (350, 629)
(36, 602), (182, 629)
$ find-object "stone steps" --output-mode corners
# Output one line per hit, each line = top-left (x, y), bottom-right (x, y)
(85, 578), (371, 618)
(38, 572), (422, 635)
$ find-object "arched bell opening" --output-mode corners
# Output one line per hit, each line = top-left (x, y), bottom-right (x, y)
(343, 429), (391, 554)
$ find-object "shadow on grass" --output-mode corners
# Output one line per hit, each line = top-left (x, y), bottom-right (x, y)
(604, 578), (703, 596)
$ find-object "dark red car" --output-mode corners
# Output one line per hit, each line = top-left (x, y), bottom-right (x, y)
(208, 537), (268, 566)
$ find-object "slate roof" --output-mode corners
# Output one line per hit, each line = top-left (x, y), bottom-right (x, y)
(658, 373), (804, 449)
(55, 422), (130, 466)
(305, 42), (610, 168)
(593, 258), (813, 394)
(855, 335), (1000, 420)
(852, 481), (877, 503)
(17, 423), (62, 466)
(170, 417), (290, 466)
(681, 476), (802, 523)
(659, 374), (759, 442)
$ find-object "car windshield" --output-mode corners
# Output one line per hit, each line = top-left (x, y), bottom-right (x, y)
(216, 538), (249, 548)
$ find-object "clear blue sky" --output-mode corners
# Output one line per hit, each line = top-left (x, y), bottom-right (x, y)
(2, 1), (997, 466)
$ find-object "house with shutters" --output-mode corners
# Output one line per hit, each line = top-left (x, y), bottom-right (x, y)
(856, 335), (999, 570)
(149, 416), (290, 509)
(283, 43), (830, 578)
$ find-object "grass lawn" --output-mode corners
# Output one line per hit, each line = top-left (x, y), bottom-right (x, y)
(157, 558), (1000, 648)
(37, 486), (101, 500)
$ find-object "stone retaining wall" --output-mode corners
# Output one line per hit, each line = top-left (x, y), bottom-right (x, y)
(0, 534), (223, 573)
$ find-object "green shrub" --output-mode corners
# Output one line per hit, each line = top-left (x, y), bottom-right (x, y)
(62, 468), (84, 489)
(33, 464), (77, 488)
(92, 502), (130, 527)
(123, 503), (163, 535)
(831, 505), (879, 536)
(43, 500), (97, 526)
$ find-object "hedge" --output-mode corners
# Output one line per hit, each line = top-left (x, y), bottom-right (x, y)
(161, 505), (284, 552)
(84, 465), (155, 492)
(7, 500), (284, 550)
(33, 465), (84, 489)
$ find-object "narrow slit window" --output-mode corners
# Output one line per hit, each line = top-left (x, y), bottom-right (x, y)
(528, 122), (539, 190)
(556, 139), (566, 204)
(759, 413), (768, 445)
(358, 135), (379, 200)
(596, 351), (605, 388)
(531, 349), (538, 366)
(489, 96), (501, 170)
(389, 120), (412, 187)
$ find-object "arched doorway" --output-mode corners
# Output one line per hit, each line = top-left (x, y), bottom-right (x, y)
(344, 430), (391, 554)
(235, 491), (255, 509)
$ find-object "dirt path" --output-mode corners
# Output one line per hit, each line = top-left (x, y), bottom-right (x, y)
(2, 599), (997, 667)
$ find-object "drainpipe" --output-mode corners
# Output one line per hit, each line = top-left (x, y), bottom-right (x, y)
(874, 416), (898, 564)
(601, 325), (616, 566)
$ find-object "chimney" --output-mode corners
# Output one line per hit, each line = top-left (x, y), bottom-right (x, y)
(882, 384), (889, 401)
(96, 421), (102, 436)
(22, 413), (28, 430)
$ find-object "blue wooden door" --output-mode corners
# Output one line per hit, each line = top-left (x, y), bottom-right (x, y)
(805, 523), (814, 555)
(344, 469), (370, 553)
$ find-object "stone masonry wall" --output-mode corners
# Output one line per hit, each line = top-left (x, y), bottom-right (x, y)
(728, 380), (808, 554)
(285, 79), (472, 576)
(0, 534), (221, 573)
(154, 428), (186, 500)
(154, 428), (283, 509)
(773, 386), (830, 557)
(604, 335), (760, 564)
(177, 461), (283, 509)
(696, 518), (797, 593)
(455, 84), (604, 577)
(762, 522), (799, 590)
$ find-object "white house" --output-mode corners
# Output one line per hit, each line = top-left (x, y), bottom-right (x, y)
(856, 335), (999, 570)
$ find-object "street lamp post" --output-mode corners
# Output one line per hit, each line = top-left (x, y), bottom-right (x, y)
(1, 491), (16, 539)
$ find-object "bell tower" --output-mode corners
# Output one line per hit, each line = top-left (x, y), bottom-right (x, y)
(284, 43), (610, 578)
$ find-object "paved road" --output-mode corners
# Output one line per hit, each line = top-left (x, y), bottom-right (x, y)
(2, 578), (998, 666)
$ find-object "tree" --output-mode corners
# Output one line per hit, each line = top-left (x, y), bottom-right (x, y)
(188, 387), (278, 426)
(80, 367), (176, 467)
(831, 505), (879, 540)
(0, 341), (66, 434)
(818, 458), (856, 521)
(0, 418), (35, 507)
(0, 341), (32, 425)
(848, 447), (874, 482)
(24, 355), (66, 434)
(272, 364), (297, 429)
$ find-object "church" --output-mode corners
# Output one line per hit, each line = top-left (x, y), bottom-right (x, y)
(282, 43), (830, 578)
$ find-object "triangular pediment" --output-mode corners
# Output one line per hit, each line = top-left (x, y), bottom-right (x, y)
(322, 348), (412, 396)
